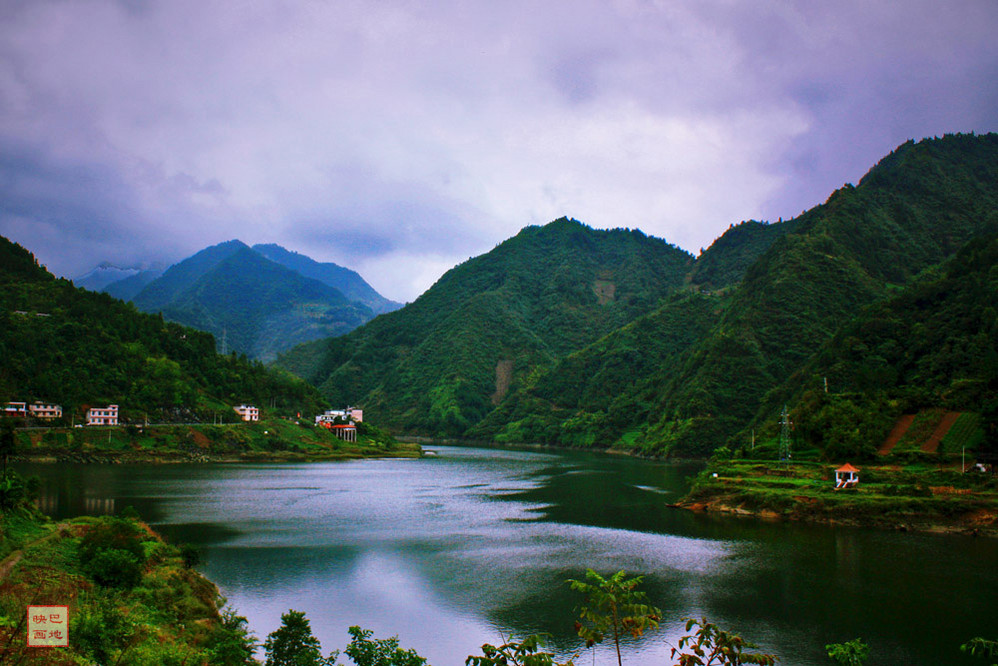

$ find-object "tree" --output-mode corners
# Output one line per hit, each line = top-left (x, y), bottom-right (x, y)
(264, 609), (329, 666)
(210, 607), (258, 665)
(0, 418), (15, 477)
(466, 633), (575, 666)
(961, 637), (998, 666)
(671, 617), (777, 666)
(567, 569), (661, 666)
(343, 625), (427, 666)
(825, 638), (868, 665)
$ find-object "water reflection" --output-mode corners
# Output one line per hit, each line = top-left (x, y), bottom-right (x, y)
(16, 449), (998, 666)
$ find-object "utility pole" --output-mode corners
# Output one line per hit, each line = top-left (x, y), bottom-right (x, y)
(779, 405), (792, 467)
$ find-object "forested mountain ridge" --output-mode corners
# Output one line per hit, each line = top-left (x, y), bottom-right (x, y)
(150, 246), (372, 361)
(0, 235), (326, 421)
(541, 133), (998, 456)
(125, 241), (379, 361)
(252, 243), (401, 314)
(277, 218), (694, 435)
(279, 133), (998, 456)
(771, 231), (998, 459)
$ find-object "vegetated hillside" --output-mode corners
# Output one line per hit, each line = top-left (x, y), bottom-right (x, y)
(280, 133), (998, 454)
(102, 267), (163, 301)
(277, 218), (694, 435)
(130, 239), (248, 311)
(769, 231), (998, 460)
(129, 241), (374, 360)
(633, 133), (998, 456)
(687, 217), (805, 291)
(469, 291), (723, 446)
(0, 235), (326, 421)
(253, 243), (402, 314)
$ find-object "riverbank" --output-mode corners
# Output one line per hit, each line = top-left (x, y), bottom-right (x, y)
(677, 460), (998, 536)
(0, 502), (253, 664)
(11, 418), (422, 463)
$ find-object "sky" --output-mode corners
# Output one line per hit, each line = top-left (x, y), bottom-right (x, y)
(1, 1), (996, 302)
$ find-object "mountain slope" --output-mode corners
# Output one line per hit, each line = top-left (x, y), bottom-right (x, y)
(775, 231), (998, 458)
(469, 290), (723, 446)
(688, 217), (805, 291)
(277, 218), (694, 435)
(152, 247), (372, 361)
(128, 241), (375, 360)
(131, 239), (248, 312)
(74, 262), (149, 292)
(253, 243), (401, 313)
(635, 133), (998, 455)
(0, 235), (326, 419)
(102, 268), (164, 301)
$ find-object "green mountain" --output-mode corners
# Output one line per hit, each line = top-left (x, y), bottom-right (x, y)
(772, 231), (998, 459)
(488, 134), (998, 456)
(277, 218), (693, 435)
(252, 243), (402, 314)
(688, 217), (804, 291)
(102, 267), (164, 301)
(279, 133), (998, 455)
(130, 239), (248, 310)
(129, 241), (375, 361)
(0, 235), (326, 421)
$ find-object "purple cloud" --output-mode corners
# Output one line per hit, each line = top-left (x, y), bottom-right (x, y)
(1, 0), (995, 301)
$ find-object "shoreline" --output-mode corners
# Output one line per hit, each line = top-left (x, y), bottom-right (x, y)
(672, 497), (998, 538)
(11, 446), (423, 465)
(675, 459), (998, 538)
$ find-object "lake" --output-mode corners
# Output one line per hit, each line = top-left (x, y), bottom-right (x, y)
(17, 446), (998, 665)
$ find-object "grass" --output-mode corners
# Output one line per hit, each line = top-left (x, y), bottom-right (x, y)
(940, 412), (983, 455)
(893, 409), (945, 452)
(684, 459), (998, 533)
(14, 417), (422, 463)
(1, 506), (247, 665)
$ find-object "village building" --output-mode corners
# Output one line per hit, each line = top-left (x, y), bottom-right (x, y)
(28, 403), (62, 420)
(315, 406), (363, 428)
(233, 404), (260, 422)
(86, 405), (119, 426)
(3, 402), (28, 418)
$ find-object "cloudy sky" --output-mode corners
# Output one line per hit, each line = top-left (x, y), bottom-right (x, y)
(1, 0), (996, 301)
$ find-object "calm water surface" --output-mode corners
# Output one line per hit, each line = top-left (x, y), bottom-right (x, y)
(18, 446), (998, 665)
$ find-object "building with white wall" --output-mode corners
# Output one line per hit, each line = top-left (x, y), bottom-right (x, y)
(233, 404), (260, 422)
(86, 405), (119, 426)
(28, 403), (62, 420)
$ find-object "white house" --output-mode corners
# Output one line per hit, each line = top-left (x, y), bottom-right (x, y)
(28, 403), (62, 420)
(86, 405), (119, 426)
(315, 407), (363, 427)
(233, 404), (259, 422)
(3, 401), (27, 417)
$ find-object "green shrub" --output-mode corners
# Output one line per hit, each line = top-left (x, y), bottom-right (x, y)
(84, 548), (143, 589)
(79, 517), (146, 562)
(71, 597), (135, 664)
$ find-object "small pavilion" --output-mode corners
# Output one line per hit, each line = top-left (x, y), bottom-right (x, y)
(834, 463), (860, 489)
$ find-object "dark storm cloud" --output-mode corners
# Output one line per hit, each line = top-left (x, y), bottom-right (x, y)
(0, 0), (995, 300)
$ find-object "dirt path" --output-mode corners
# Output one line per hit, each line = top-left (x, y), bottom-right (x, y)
(0, 522), (69, 581)
(922, 411), (961, 453)
(879, 414), (915, 455)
